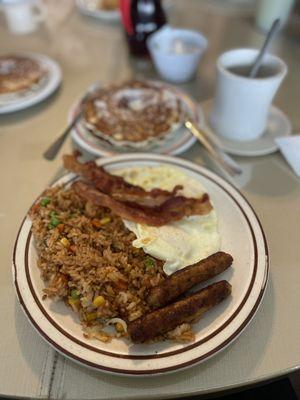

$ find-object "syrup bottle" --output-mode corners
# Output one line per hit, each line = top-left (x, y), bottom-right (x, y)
(120, 0), (167, 56)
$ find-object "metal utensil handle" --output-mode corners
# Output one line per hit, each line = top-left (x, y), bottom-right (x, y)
(185, 120), (242, 176)
(43, 81), (100, 161)
(43, 110), (83, 161)
(249, 18), (280, 78)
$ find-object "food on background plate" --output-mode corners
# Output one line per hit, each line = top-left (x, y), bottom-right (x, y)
(0, 55), (47, 96)
(29, 154), (232, 344)
(79, 0), (119, 12)
(83, 80), (184, 148)
(101, 0), (119, 10)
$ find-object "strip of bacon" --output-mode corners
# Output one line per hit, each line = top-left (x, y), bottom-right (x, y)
(72, 181), (212, 227)
(63, 153), (182, 206)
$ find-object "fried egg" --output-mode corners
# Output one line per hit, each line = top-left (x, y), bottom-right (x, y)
(115, 165), (220, 275)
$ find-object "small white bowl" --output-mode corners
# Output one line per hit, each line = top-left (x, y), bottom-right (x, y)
(147, 25), (208, 83)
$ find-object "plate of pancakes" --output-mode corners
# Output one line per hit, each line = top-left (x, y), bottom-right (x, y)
(0, 52), (62, 114)
(71, 80), (200, 156)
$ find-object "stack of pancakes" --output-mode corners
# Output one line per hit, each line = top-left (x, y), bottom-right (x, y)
(84, 80), (184, 149)
(0, 55), (47, 96)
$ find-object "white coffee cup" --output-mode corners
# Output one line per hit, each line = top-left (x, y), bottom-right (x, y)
(1, 0), (46, 35)
(255, 0), (295, 32)
(210, 48), (287, 142)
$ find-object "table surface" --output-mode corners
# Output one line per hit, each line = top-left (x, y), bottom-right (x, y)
(1, 1), (300, 399)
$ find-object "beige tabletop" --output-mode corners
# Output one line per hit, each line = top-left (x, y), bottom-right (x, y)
(1, 1), (300, 399)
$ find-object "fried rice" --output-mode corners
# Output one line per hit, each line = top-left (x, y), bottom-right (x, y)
(29, 184), (195, 343)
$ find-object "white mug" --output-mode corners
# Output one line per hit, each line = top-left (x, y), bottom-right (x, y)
(1, 0), (46, 35)
(255, 0), (295, 32)
(210, 48), (287, 142)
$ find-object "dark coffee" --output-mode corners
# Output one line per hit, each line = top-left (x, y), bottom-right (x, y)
(227, 64), (279, 78)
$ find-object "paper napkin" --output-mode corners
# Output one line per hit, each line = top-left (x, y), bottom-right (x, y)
(276, 135), (300, 177)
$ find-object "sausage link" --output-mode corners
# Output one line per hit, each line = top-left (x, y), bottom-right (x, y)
(147, 251), (233, 309)
(129, 280), (232, 343)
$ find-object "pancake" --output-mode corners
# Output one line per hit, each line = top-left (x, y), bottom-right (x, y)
(0, 55), (47, 95)
(83, 80), (184, 149)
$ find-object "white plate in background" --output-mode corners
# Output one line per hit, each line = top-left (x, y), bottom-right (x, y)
(76, 0), (120, 21)
(0, 52), (62, 114)
(70, 82), (202, 156)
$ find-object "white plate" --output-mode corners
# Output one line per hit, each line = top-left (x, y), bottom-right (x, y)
(70, 86), (201, 156)
(0, 52), (62, 114)
(76, 0), (120, 21)
(13, 153), (269, 376)
(202, 99), (292, 157)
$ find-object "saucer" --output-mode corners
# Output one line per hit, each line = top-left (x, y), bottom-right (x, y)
(201, 99), (292, 157)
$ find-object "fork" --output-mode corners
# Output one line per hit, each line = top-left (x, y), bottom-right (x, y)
(43, 81), (100, 161)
